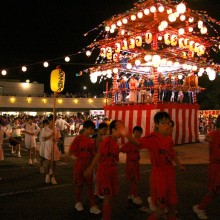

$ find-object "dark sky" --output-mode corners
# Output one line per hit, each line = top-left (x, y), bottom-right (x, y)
(0, 0), (220, 94)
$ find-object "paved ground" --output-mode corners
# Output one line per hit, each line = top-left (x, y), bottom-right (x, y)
(0, 136), (220, 220)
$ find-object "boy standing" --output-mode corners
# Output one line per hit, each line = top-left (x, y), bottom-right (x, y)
(120, 125), (143, 205)
(69, 120), (101, 215)
(128, 112), (182, 220)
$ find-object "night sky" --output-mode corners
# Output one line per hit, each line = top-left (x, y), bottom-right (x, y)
(0, 0), (220, 94)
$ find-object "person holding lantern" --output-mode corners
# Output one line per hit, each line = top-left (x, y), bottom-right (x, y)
(40, 115), (61, 185)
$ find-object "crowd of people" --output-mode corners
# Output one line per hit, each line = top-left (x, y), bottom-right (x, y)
(198, 114), (218, 135)
(0, 112), (220, 220)
(111, 73), (197, 105)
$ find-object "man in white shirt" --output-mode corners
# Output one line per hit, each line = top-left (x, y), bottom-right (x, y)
(55, 114), (70, 154)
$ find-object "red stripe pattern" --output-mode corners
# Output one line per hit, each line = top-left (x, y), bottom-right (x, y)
(105, 103), (199, 145)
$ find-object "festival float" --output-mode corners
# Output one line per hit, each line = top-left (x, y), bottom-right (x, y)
(82, 0), (220, 144)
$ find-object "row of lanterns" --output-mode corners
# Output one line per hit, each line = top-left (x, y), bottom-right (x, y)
(98, 33), (206, 60)
(1, 56), (72, 76)
(9, 97), (101, 104)
(105, 3), (187, 33)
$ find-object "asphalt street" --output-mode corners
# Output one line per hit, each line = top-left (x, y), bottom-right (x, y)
(0, 138), (220, 220)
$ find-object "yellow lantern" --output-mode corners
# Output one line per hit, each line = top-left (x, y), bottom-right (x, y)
(115, 43), (121, 53)
(171, 34), (177, 46)
(100, 47), (106, 57)
(145, 32), (152, 44)
(106, 47), (112, 60)
(129, 38), (135, 49)
(194, 43), (200, 53)
(189, 41), (195, 51)
(164, 33), (171, 45)
(122, 39), (128, 50)
(113, 53), (119, 62)
(50, 67), (65, 93)
(179, 37), (184, 48)
(184, 38), (189, 48)
(135, 36), (142, 47)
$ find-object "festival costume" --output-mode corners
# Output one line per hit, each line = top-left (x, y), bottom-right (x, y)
(121, 142), (140, 182)
(198, 130), (220, 210)
(140, 132), (177, 210)
(129, 78), (138, 103)
(39, 128), (46, 158)
(69, 134), (95, 185)
(40, 126), (61, 161)
(23, 123), (39, 149)
(96, 136), (119, 196)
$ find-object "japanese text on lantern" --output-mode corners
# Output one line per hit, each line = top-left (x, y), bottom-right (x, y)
(100, 32), (205, 60)
(50, 68), (65, 93)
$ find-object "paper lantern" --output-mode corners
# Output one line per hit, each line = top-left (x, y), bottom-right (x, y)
(184, 38), (189, 48)
(122, 39), (128, 50)
(145, 32), (152, 44)
(100, 48), (106, 57)
(115, 43), (121, 53)
(106, 47), (112, 60)
(152, 55), (161, 67)
(189, 41), (195, 51)
(164, 33), (171, 45)
(50, 67), (65, 92)
(179, 38), (184, 48)
(208, 70), (216, 81)
(135, 36), (142, 47)
(129, 38), (135, 49)
(171, 35), (177, 46)
(194, 43), (200, 53)
(176, 3), (186, 14)
(113, 53), (119, 62)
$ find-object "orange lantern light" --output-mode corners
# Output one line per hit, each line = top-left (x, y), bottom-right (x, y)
(106, 47), (112, 60)
(129, 38), (135, 49)
(50, 67), (65, 93)
(135, 36), (142, 47)
(115, 43), (121, 53)
(145, 32), (152, 44)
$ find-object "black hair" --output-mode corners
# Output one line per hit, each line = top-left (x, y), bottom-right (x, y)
(83, 120), (95, 129)
(109, 120), (118, 134)
(154, 111), (171, 124)
(98, 122), (108, 130)
(42, 119), (49, 126)
(47, 115), (54, 121)
(28, 116), (34, 120)
(132, 125), (143, 133)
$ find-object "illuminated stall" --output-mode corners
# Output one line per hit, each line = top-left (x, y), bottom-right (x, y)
(83, 0), (220, 144)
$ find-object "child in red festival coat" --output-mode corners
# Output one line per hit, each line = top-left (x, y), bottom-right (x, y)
(69, 120), (101, 215)
(193, 115), (220, 220)
(120, 125), (143, 205)
(127, 112), (185, 220)
(84, 120), (126, 220)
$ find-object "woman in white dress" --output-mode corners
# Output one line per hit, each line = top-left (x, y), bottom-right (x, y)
(22, 116), (40, 165)
(40, 115), (61, 185)
(38, 119), (49, 174)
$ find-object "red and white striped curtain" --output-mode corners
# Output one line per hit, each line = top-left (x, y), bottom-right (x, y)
(105, 103), (199, 145)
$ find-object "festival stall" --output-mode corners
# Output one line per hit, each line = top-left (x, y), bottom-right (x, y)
(82, 0), (220, 144)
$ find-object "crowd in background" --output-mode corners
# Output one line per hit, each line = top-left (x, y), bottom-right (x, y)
(198, 114), (218, 134)
(112, 73), (196, 105)
(0, 113), (106, 137)
(0, 112), (218, 137)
